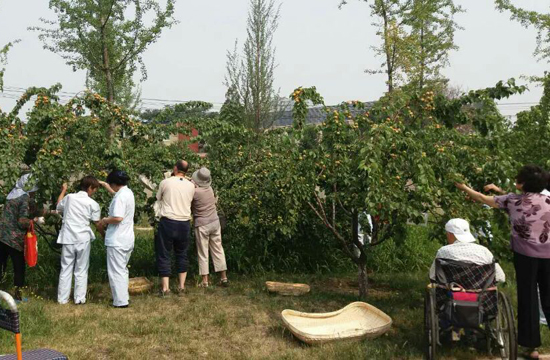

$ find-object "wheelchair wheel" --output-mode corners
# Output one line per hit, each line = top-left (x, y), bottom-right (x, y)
(424, 288), (438, 360)
(493, 292), (517, 360)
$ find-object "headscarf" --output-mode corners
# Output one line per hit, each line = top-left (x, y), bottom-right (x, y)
(6, 174), (38, 200)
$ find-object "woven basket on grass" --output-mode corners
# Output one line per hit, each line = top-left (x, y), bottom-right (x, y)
(129, 277), (153, 295)
(281, 302), (392, 345)
(265, 281), (310, 296)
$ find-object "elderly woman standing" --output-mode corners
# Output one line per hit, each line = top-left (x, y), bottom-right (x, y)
(456, 165), (550, 359)
(0, 174), (39, 300)
(191, 167), (228, 287)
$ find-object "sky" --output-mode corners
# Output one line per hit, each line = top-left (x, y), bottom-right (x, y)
(0, 0), (548, 117)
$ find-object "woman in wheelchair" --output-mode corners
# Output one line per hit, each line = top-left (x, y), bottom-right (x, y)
(456, 165), (550, 359)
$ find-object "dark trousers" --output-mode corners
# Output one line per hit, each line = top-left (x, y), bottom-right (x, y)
(514, 251), (550, 348)
(0, 242), (25, 287)
(155, 217), (190, 277)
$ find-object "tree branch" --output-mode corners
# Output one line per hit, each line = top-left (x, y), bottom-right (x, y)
(101, 0), (117, 30)
(308, 200), (358, 263)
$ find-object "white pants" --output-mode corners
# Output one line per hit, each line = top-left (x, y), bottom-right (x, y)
(58, 241), (92, 304)
(107, 246), (133, 307)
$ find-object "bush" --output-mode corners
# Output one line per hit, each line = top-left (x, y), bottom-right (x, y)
(368, 226), (441, 273)
(194, 119), (352, 274)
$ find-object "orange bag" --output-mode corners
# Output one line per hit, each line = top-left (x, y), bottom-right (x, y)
(25, 221), (38, 267)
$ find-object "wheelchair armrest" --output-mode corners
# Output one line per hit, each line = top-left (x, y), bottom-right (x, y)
(0, 291), (17, 312)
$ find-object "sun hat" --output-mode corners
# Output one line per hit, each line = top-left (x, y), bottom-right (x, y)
(192, 167), (212, 188)
(445, 218), (477, 243)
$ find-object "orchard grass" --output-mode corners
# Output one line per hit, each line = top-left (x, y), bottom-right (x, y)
(1, 265), (548, 359)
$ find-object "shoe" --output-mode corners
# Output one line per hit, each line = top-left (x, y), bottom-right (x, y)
(176, 288), (187, 297)
(525, 349), (539, 359)
(159, 289), (171, 298)
(14, 292), (28, 303)
(113, 304), (129, 309)
(220, 278), (229, 287)
(198, 282), (209, 288)
(451, 330), (460, 341)
(14, 287), (23, 301)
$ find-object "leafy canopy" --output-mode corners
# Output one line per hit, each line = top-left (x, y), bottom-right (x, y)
(31, 0), (176, 104)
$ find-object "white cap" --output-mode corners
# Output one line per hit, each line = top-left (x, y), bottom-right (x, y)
(445, 218), (476, 243)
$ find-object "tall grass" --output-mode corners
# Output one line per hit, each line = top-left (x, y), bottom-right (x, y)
(1, 231), (169, 290)
(1, 225), (441, 291)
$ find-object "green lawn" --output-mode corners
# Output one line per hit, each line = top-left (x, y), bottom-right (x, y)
(0, 229), (548, 359)
(1, 266), (548, 359)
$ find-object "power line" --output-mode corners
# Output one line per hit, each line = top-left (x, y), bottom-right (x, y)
(1, 84), (543, 111)
(496, 102), (538, 106)
(2, 85), (227, 106)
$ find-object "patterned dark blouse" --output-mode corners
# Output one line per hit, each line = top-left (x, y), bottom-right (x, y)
(0, 194), (31, 252)
(495, 192), (550, 258)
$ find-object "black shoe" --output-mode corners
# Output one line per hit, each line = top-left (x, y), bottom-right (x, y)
(14, 287), (22, 301)
(220, 279), (229, 288)
(113, 304), (129, 308)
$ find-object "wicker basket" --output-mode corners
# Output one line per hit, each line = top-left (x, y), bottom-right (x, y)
(265, 281), (310, 296)
(281, 302), (392, 345)
(128, 277), (153, 295)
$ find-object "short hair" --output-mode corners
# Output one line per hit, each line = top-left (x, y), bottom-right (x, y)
(106, 170), (130, 186)
(175, 160), (189, 173)
(516, 164), (547, 193)
(80, 176), (100, 191)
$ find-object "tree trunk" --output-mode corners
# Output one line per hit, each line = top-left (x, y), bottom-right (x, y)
(419, 22), (425, 91)
(255, 36), (261, 131)
(100, 17), (115, 138)
(102, 45), (114, 103)
(358, 260), (368, 300)
(381, 5), (394, 93)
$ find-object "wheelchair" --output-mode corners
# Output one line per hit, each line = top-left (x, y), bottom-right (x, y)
(0, 291), (68, 360)
(424, 259), (517, 359)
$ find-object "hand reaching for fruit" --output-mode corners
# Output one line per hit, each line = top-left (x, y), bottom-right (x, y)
(484, 183), (504, 194)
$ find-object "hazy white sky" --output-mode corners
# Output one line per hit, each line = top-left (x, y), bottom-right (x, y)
(0, 0), (548, 116)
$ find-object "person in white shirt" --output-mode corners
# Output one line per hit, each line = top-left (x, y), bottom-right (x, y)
(155, 160), (195, 296)
(56, 176), (101, 305)
(429, 218), (506, 283)
(98, 171), (135, 308)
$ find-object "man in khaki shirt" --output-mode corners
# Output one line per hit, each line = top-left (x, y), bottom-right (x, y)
(155, 160), (195, 296)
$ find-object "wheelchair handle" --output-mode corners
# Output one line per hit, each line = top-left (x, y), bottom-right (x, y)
(0, 290), (18, 312)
